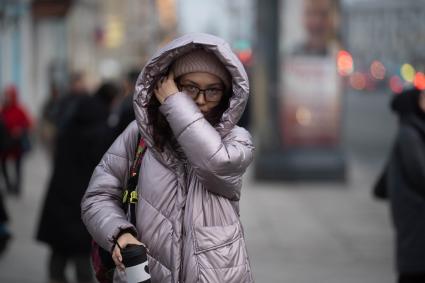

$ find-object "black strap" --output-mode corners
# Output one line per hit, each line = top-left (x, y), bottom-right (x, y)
(123, 133), (146, 225)
(94, 134), (146, 275)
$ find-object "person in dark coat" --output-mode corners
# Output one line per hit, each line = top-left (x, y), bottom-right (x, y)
(36, 81), (120, 283)
(52, 72), (89, 132)
(385, 87), (425, 283)
(39, 83), (61, 157)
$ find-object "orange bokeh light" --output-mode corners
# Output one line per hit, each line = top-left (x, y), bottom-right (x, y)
(414, 72), (425, 90)
(237, 50), (253, 65)
(337, 50), (353, 76)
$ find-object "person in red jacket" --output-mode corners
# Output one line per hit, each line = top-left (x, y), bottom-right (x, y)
(0, 85), (32, 196)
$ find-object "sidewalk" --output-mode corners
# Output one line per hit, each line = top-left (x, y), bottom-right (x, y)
(0, 146), (394, 283)
(242, 156), (393, 283)
(0, 146), (50, 283)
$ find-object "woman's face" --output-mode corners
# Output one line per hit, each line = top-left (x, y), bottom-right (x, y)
(178, 72), (224, 114)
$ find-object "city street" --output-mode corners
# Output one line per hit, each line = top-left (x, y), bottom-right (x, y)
(0, 91), (397, 283)
(0, 0), (423, 282)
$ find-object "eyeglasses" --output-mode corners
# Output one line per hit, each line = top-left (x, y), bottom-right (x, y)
(178, 84), (224, 102)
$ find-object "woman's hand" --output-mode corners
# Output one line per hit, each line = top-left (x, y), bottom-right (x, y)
(154, 71), (179, 104)
(112, 232), (144, 271)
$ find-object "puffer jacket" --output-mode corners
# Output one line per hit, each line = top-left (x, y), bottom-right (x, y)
(81, 33), (255, 282)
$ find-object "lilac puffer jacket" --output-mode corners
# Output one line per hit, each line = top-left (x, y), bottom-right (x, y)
(81, 33), (255, 283)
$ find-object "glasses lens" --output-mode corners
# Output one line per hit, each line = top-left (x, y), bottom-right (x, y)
(181, 85), (199, 97)
(205, 89), (223, 102)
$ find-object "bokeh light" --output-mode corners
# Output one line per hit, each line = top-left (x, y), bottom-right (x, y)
(370, 60), (386, 80)
(104, 15), (124, 48)
(295, 107), (312, 126)
(414, 72), (425, 90)
(400, 63), (416, 82)
(234, 39), (253, 65)
(350, 72), (366, 90)
(337, 50), (354, 76)
(389, 75), (404, 94)
(237, 50), (253, 65)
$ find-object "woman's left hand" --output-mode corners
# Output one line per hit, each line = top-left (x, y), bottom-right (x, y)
(154, 71), (179, 104)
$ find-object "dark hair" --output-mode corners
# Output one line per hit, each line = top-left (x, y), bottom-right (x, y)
(147, 84), (230, 152)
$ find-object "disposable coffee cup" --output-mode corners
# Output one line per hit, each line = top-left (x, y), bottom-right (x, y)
(121, 244), (151, 283)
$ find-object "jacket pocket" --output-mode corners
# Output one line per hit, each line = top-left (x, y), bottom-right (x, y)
(146, 254), (172, 283)
(193, 221), (246, 269)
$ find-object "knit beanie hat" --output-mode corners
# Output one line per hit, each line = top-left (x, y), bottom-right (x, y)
(172, 49), (232, 90)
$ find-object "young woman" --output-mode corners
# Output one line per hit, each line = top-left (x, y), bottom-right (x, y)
(81, 33), (255, 282)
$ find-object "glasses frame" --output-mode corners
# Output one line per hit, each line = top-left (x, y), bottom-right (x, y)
(177, 83), (224, 102)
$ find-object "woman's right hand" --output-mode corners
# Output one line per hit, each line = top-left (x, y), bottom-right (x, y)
(154, 71), (178, 104)
(112, 232), (144, 271)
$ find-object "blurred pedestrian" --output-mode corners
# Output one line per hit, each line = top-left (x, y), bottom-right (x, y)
(113, 69), (139, 137)
(39, 82), (61, 156)
(0, 85), (32, 196)
(53, 72), (89, 131)
(36, 81), (120, 283)
(81, 33), (255, 282)
(0, 116), (11, 254)
(0, 192), (11, 255)
(380, 87), (425, 283)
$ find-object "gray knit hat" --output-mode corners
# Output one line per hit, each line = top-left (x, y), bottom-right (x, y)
(172, 49), (232, 90)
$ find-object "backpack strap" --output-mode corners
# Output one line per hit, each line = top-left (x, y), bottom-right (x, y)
(91, 133), (146, 282)
(122, 133), (146, 224)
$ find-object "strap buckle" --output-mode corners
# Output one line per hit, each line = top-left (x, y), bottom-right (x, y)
(129, 191), (138, 204)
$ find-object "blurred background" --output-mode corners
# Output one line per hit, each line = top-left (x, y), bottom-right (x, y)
(0, 0), (424, 282)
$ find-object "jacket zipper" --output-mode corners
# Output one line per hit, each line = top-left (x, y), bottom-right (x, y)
(178, 161), (188, 282)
